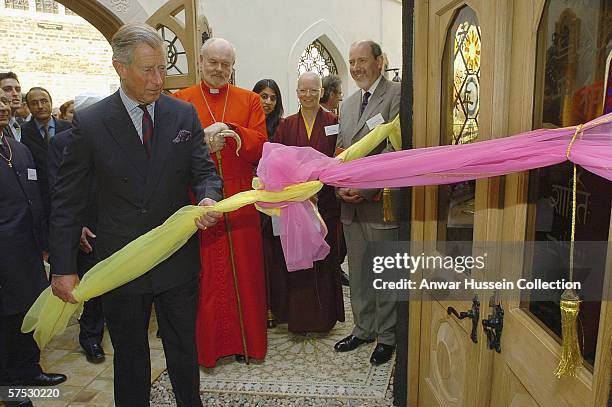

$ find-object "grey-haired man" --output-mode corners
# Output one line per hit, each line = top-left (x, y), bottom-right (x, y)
(49, 23), (223, 406)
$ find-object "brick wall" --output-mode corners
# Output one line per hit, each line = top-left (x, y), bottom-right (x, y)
(0, 10), (118, 109)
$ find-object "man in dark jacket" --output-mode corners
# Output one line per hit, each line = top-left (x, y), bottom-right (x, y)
(0, 89), (66, 406)
(49, 23), (223, 406)
(48, 92), (106, 364)
(20, 86), (71, 250)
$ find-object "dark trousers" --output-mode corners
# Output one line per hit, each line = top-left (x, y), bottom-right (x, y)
(102, 278), (202, 407)
(77, 248), (104, 351)
(0, 312), (42, 385)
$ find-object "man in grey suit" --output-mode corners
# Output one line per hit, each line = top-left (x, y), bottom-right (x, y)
(334, 40), (400, 365)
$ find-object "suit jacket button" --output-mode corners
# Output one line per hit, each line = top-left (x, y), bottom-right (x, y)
(121, 177), (128, 183)
(140, 208), (148, 214)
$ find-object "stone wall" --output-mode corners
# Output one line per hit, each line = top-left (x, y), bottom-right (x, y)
(0, 5), (118, 109)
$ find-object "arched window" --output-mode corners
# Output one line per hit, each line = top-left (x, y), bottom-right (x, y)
(437, 6), (481, 245)
(157, 25), (188, 76)
(298, 39), (338, 77)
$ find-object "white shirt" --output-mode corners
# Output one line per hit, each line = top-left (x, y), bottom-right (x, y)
(361, 75), (383, 98)
(118, 87), (155, 142)
(7, 116), (21, 142)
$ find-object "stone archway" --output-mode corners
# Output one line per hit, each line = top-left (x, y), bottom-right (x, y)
(55, 0), (124, 42)
(55, 0), (199, 89)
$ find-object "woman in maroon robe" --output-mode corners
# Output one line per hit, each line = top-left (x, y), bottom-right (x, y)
(269, 72), (344, 333)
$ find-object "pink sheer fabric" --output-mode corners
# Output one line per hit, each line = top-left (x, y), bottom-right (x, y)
(257, 145), (340, 270)
(256, 114), (612, 270)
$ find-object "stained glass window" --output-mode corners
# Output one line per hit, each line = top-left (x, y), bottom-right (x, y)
(298, 40), (338, 78)
(35, 0), (58, 14)
(437, 6), (481, 246)
(448, 9), (481, 145)
(4, 0), (29, 10)
(157, 25), (188, 76)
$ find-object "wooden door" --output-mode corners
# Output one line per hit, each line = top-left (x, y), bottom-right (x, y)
(489, 1), (612, 406)
(146, 0), (199, 90)
(411, 0), (507, 405)
(410, 0), (612, 406)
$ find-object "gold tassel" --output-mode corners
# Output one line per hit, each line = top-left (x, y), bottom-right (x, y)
(382, 188), (395, 222)
(554, 131), (584, 378)
(554, 289), (583, 378)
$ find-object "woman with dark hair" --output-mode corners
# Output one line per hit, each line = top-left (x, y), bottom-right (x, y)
(252, 79), (283, 141)
(253, 79), (284, 328)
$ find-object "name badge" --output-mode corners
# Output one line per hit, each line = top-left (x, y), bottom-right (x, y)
(271, 215), (281, 236)
(27, 168), (38, 181)
(324, 124), (339, 136)
(366, 113), (385, 130)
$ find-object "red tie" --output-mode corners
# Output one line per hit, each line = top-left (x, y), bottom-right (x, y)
(138, 104), (153, 158)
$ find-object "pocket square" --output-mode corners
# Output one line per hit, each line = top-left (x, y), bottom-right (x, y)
(172, 129), (192, 143)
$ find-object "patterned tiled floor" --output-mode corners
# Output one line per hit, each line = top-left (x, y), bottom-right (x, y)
(22, 313), (166, 407)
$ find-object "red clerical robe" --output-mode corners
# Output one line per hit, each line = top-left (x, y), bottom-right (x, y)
(270, 107), (345, 332)
(174, 82), (267, 367)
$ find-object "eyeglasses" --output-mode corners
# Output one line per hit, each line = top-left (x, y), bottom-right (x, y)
(297, 88), (321, 96)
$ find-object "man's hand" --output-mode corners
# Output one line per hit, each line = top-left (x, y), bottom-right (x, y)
(204, 122), (229, 153)
(79, 226), (96, 253)
(196, 198), (223, 229)
(51, 274), (79, 304)
(338, 188), (365, 204)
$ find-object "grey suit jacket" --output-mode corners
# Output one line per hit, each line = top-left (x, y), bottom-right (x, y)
(337, 76), (401, 229)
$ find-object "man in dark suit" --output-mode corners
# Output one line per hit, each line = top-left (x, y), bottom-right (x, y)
(48, 93), (106, 364)
(21, 86), (71, 250)
(49, 23), (223, 407)
(334, 40), (401, 366)
(0, 89), (66, 407)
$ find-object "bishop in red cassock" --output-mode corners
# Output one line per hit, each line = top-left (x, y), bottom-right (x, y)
(174, 38), (267, 367)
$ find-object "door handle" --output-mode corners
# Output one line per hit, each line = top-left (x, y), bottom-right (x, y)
(447, 296), (480, 343)
(482, 297), (504, 353)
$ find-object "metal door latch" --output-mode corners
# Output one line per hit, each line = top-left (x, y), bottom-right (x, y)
(482, 297), (504, 353)
(447, 296), (480, 344)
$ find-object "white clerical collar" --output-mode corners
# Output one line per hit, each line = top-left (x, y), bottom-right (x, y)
(362, 75), (383, 97)
(202, 81), (229, 94)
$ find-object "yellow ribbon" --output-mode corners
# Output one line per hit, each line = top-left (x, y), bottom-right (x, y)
(23, 116), (403, 349)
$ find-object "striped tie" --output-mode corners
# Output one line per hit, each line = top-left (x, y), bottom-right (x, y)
(0, 136), (9, 158)
(138, 104), (153, 158)
(359, 91), (371, 118)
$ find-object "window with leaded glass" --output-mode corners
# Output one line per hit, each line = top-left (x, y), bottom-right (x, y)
(157, 25), (188, 76)
(525, 0), (611, 370)
(298, 39), (338, 78)
(4, 0), (29, 10)
(35, 0), (58, 14)
(437, 6), (481, 247)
